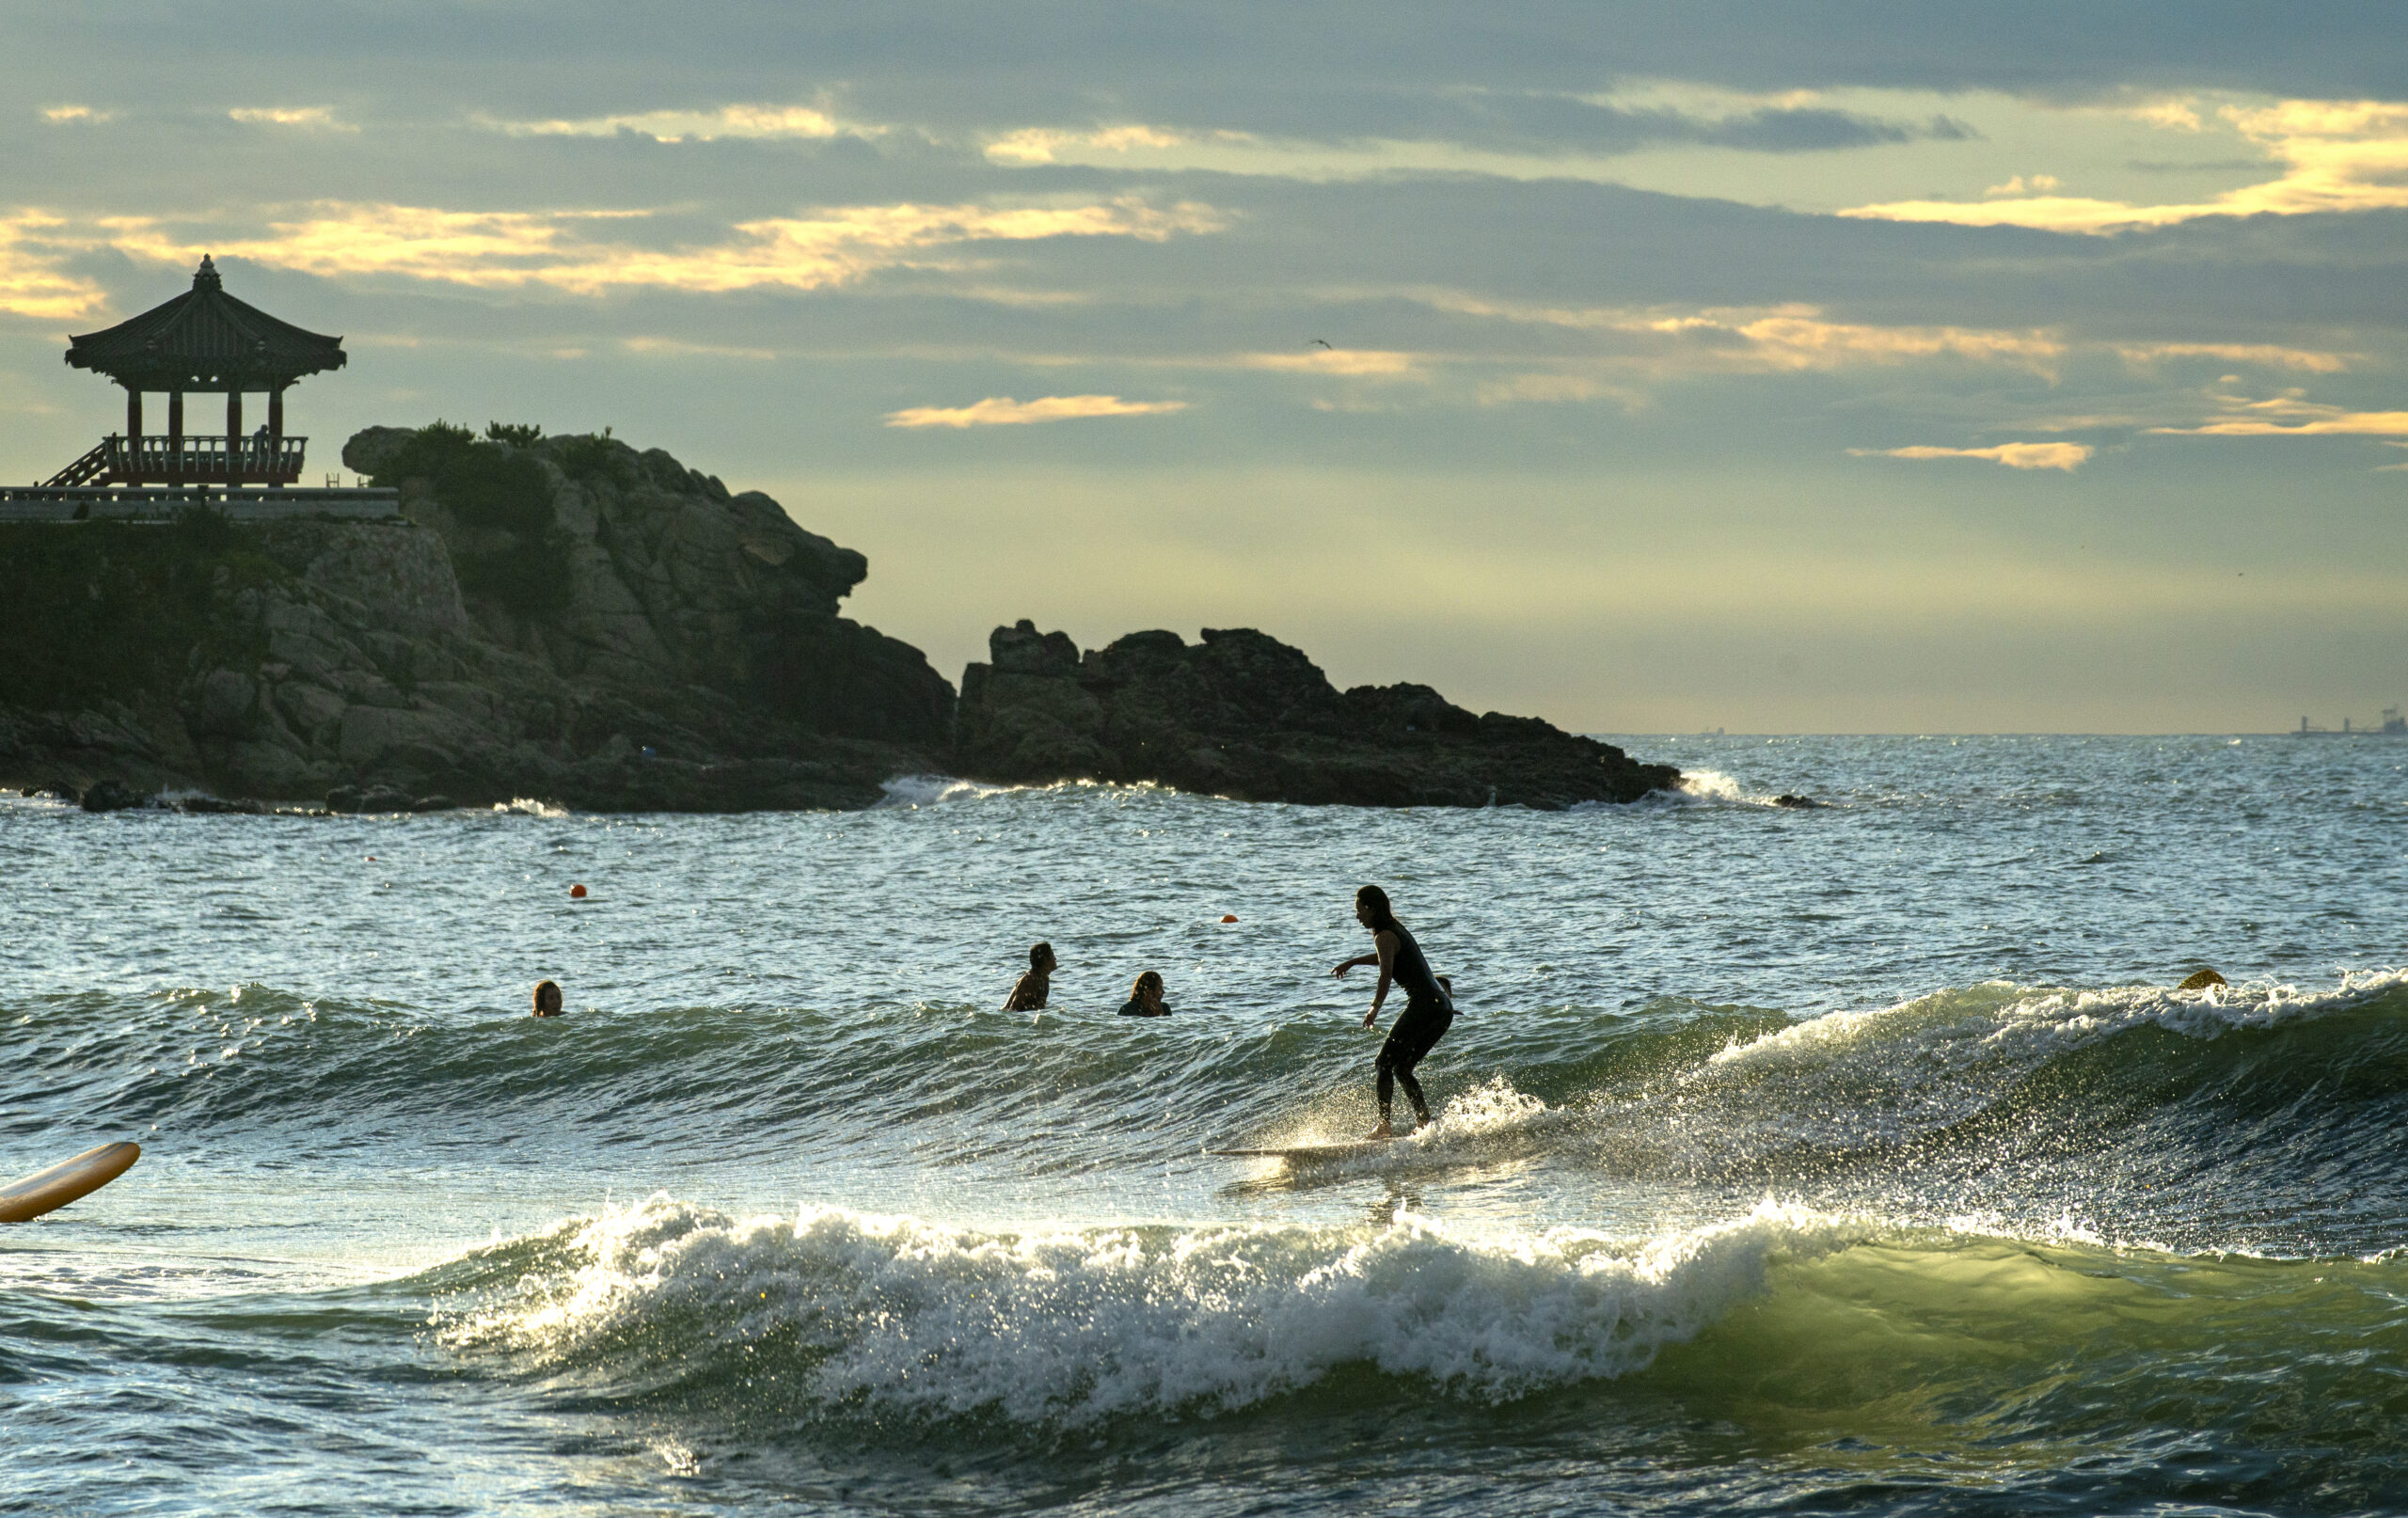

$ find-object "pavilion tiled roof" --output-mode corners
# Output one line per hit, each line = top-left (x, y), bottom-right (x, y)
(65, 256), (346, 390)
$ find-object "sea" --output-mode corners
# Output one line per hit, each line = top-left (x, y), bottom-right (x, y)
(5, 734), (2406, 1516)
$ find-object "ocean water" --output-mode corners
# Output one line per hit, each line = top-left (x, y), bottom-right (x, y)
(5, 734), (2406, 1516)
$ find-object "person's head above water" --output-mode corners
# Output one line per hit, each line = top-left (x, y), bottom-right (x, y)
(1030, 941), (1057, 972)
(1131, 969), (1163, 999)
(1354, 884), (1398, 931)
(531, 980), (562, 1017)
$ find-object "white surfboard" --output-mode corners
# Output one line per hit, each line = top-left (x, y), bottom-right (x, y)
(0, 1142), (141, 1223)
(1208, 1140), (1393, 1162)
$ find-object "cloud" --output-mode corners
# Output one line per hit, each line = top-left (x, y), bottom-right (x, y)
(40, 104), (111, 124)
(481, 103), (869, 144)
(1476, 372), (1626, 406)
(228, 105), (355, 132)
(2149, 390), (2408, 437)
(1984, 174), (2060, 196)
(91, 196), (1225, 295)
(985, 125), (1185, 164)
(2129, 100), (2205, 133)
(2115, 341), (2351, 373)
(1438, 298), (2065, 377)
(1228, 348), (1421, 377)
(1851, 443), (2095, 471)
(0, 213), (106, 319)
(883, 394), (1188, 427)
(1840, 98), (2408, 233)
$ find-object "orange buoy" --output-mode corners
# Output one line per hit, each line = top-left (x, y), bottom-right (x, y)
(570, 883), (588, 899)
(1220, 913), (1238, 923)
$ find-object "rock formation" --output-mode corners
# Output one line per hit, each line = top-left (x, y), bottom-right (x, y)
(2, 422), (1690, 814)
(955, 621), (1678, 808)
(0, 424), (951, 811)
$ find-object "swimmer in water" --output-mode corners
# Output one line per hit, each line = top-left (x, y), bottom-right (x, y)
(1118, 970), (1170, 1017)
(1004, 941), (1056, 1011)
(1330, 884), (1453, 1139)
(531, 980), (562, 1017)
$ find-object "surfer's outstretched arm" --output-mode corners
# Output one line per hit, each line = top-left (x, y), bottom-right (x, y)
(1329, 953), (1379, 976)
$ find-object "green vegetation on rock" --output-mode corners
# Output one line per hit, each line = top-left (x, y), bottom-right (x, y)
(367, 419), (569, 611)
(0, 512), (277, 711)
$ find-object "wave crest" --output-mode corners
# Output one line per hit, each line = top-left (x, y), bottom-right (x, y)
(436, 1196), (1863, 1425)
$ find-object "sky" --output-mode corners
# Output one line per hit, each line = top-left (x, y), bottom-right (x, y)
(3, 2), (2402, 734)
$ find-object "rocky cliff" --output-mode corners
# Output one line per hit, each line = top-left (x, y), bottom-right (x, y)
(956, 621), (1679, 808)
(0, 423), (951, 811)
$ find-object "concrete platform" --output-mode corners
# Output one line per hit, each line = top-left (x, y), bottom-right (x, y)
(0, 485), (401, 522)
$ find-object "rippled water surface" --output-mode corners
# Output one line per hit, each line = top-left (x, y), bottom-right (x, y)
(5, 735), (2406, 1515)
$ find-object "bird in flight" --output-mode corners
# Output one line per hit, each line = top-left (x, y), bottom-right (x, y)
(1309, 338), (1333, 349)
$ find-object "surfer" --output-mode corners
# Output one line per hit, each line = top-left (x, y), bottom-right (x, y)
(1004, 941), (1056, 1011)
(531, 979), (562, 1017)
(1118, 970), (1171, 1017)
(1330, 884), (1454, 1139)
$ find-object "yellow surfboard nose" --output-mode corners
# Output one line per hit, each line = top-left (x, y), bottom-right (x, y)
(0, 1141), (141, 1223)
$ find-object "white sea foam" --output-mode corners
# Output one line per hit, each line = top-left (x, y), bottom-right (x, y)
(875, 773), (1014, 808)
(1712, 966), (2408, 1078)
(1420, 1076), (1559, 1141)
(491, 797), (572, 817)
(438, 1196), (1865, 1423)
(1593, 768), (1791, 809)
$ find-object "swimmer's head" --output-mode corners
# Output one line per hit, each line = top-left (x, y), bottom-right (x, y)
(1354, 884), (1396, 930)
(1030, 941), (1056, 972)
(531, 979), (562, 1017)
(1132, 970), (1163, 999)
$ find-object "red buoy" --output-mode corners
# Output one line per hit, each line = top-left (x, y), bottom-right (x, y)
(570, 883), (588, 899)
(1220, 913), (1238, 923)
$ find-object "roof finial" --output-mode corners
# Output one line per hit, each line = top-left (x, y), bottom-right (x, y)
(193, 255), (221, 291)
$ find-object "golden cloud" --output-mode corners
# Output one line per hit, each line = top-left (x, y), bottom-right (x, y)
(985, 125), (1187, 164)
(91, 197), (1225, 295)
(1230, 348), (1421, 377)
(229, 105), (355, 132)
(1425, 295), (2066, 377)
(2150, 390), (2408, 436)
(1842, 98), (2408, 233)
(884, 394), (1189, 428)
(1850, 442), (2095, 471)
(0, 213), (107, 320)
(40, 104), (113, 124)
(482, 103), (863, 143)
(2115, 341), (2352, 373)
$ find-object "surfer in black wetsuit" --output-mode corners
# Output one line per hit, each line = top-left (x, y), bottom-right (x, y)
(1330, 884), (1454, 1139)
(1004, 941), (1056, 1011)
(1118, 970), (1170, 1017)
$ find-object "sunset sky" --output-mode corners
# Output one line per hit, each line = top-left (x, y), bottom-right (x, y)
(4, 3), (2402, 732)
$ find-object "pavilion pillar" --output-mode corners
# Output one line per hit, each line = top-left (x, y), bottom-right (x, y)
(167, 390), (184, 486)
(226, 388), (243, 487)
(267, 385), (285, 489)
(124, 387), (143, 484)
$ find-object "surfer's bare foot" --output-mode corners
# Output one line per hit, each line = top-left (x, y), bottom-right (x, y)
(1363, 1119), (1394, 1141)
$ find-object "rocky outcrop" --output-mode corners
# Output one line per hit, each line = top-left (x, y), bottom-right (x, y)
(955, 621), (1678, 808)
(0, 424), (952, 811)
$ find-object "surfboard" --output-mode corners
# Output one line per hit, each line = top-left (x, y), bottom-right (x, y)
(1208, 1141), (1393, 1162)
(0, 1142), (140, 1223)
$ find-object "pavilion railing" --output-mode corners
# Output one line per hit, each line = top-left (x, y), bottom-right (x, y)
(79, 434), (310, 487)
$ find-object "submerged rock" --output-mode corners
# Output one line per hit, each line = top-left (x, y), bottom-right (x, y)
(78, 778), (149, 812)
(956, 621), (1678, 809)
